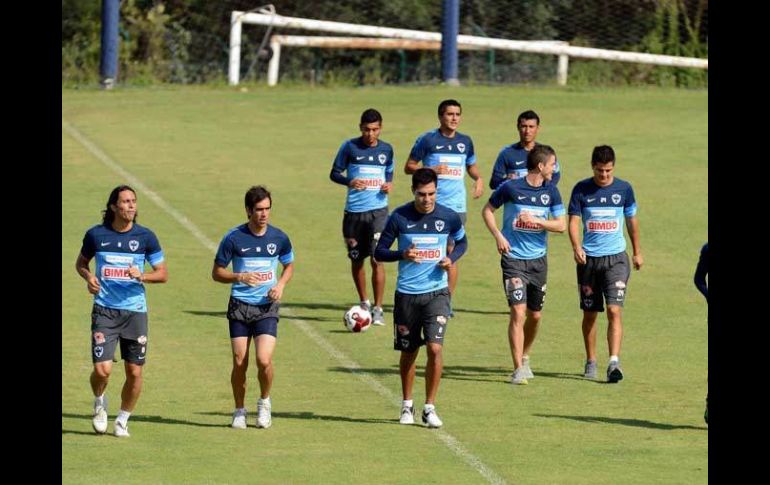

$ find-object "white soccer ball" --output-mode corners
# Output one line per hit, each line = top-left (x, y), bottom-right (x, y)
(343, 305), (372, 333)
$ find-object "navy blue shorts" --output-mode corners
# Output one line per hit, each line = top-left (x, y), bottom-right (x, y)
(227, 297), (279, 338)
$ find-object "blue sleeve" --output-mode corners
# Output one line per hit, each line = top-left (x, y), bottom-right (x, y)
(489, 150), (507, 190)
(214, 234), (234, 267)
(624, 184), (638, 217)
(448, 213), (467, 263)
(550, 186), (565, 217)
(374, 214), (402, 262)
(330, 141), (351, 186)
(279, 233), (294, 265)
(80, 228), (96, 259)
(488, 180), (511, 209)
(551, 160), (561, 186)
(449, 235), (468, 263)
(694, 243), (708, 302)
(386, 145), (395, 182)
(408, 134), (426, 162)
(465, 139), (476, 166)
(145, 230), (164, 266)
(568, 184), (582, 216)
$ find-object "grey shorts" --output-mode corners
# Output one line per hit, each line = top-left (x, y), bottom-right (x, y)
(342, 207), (388, 261)
(501, 255), (548, 310)
(227, 296), (280, 324)
(91, 304), (149, 365)
(393, 288), (450, 352)
(577, 252), (631, 312)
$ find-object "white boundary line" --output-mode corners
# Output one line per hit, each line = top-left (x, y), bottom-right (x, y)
(63, 120), (507, 485)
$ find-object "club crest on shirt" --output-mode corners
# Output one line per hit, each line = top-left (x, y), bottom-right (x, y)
(540, 194), (550, 205)
(457, 143), (466, 153)
(611, 193), (621, 205)
(435, 220), (445, 231)
(267, 243), (277, 255)
(378, 153), (387, 164)
(129, 240), (139, 252)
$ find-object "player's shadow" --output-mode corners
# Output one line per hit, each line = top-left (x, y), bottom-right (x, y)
(533, 413), (707, 431)
(61, 412), (226, 432)
(184, 310), (226, 317)
(450, 306), (509, 316)
(197, 410), (396, 426)
(181, 309), (334, 322)
(284, 302), (394, 312)
(328, 364), (512, 383)
(529, 370), (600, 382)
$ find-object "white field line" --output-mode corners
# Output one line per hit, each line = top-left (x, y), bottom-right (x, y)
(63, 120), (507, 485)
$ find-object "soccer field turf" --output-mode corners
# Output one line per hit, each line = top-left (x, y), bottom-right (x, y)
(62, 85), (707, 484)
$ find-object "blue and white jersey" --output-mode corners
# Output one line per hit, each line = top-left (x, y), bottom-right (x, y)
(377, 203), (465, 294)
(214, 224), (294, 305)
(568, 177), (637, 257)
(408, 129), (476, 213)
(489, 142), (561, 190)
(80, 223), (165, 313)
(488, 178), (565, 260)
(331, 137), (395, 213)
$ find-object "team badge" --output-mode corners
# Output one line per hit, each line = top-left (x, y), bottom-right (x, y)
(457, 143), (466, 153)
(611, 194), (621, 205)
(267, 243), (277, 255)
(378, 153), (386, 164)
(129, 240), (139, 251)
(94, 346), (103, 358)
(513, 290), (524, 300)
(540, 194), (550, 205)
(435, 220), (445, 231)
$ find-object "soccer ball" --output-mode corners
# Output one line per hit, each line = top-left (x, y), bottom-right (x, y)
(343, 305), (372, 333)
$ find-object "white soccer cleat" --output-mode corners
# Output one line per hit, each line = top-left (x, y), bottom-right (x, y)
(113, 420), (130, 438)
(399, 406), (415, 425)
(372, 306), (385, 326)
(231, 409), (247, 429)
(421, 407), (443, 428)
(92, 398), (108, 434)
(256, 399), (272, 429)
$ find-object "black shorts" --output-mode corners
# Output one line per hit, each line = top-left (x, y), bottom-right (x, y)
(501, 255), (548, 311)
(393, 288), (450, 352)
(91, 304), (149, 365)
(576, 252), (631, 312)
(342, 207), (388, 261)
(227, 296), (280, 337)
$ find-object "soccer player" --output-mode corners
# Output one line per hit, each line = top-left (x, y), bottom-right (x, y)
(375, 168), (467, 428)
(694, 242), (708, 423)
(489, 110), (562, 190)
(330, 108), (395, 325)
(568, 145), (643, 383)
(75, 185), (168, 437)
(481, 145), (566, 385)
(404, 99), (482, 311)
(212, 186), (295, 429)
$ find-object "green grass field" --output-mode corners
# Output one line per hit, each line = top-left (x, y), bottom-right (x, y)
(62, 85), (707, 484)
